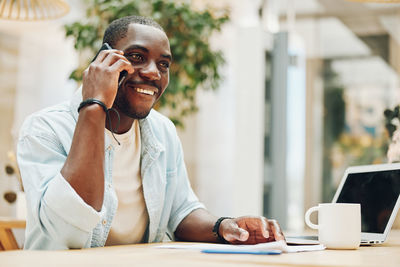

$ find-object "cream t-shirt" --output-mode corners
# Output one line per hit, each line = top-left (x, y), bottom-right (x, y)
(105, 120), (149, 246)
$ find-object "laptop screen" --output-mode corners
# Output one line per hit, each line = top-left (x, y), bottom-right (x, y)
(336, 169), (400, 234)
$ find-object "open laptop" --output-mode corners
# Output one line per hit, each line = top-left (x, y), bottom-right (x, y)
(287, 163), (400, 245)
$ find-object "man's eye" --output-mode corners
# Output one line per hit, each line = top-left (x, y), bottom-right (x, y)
(126, 53), (143, 62)
(159, 62), (170, 69)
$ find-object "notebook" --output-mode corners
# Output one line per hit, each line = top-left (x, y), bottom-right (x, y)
(287, 163), (400, 245)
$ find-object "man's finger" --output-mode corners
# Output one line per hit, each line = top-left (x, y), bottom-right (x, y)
(261, 217), (270, 239)
(223, 222), (249, 242)
(269, 219), (285, 241)
(94, 49), (123, 64)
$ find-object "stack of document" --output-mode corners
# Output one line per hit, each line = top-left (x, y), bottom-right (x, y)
(157, 240), (325, 254)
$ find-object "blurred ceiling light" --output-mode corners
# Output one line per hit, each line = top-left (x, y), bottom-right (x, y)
(0, 0), (69, 21)
(346, 0), (400, 2)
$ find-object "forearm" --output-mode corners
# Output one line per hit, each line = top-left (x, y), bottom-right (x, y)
(61, 104), (106, 211)
(174, 209), (220, 242)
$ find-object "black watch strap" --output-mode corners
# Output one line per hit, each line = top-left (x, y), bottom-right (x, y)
(212, 217), (233, 243)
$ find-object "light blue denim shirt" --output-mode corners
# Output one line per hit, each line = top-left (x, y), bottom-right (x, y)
(17, 89), (204, 250)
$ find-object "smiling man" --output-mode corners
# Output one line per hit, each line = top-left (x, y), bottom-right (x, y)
(17, 16), (284, 250)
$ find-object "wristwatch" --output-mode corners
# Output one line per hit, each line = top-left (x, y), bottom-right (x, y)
(212, 217), (232, 243)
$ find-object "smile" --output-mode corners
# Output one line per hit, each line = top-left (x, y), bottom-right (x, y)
(135, 88), (155, 96)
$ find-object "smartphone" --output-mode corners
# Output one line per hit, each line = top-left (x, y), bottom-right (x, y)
(92, 42), (128, 87)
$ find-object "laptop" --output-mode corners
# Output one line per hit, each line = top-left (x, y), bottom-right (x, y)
(287, 163), (400, 245)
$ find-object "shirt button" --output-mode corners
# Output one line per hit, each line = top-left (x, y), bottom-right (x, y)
(102, 220), (107, 226)
(108, 184), (112, 189)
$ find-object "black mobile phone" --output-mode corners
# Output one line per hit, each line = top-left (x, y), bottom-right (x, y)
(92, 43), (128, 87)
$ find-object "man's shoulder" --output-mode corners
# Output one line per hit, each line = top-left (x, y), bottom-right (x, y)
(142, 109), (179, 144)
(19, 101), (75, 139)
(146, 109), (176, 130)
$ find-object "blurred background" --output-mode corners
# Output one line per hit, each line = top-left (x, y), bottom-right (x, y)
(1, 0), (400, 237)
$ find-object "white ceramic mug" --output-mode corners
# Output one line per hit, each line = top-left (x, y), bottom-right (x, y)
(305, 203), (361, 249)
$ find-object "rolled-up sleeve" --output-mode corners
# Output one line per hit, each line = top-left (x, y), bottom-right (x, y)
(167, 134), (205, 233)
(17, 121), (102, 250)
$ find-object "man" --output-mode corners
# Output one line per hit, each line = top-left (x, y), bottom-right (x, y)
(17, 16), (284, 250)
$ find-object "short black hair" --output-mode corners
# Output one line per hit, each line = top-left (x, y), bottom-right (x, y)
(103, 15), (164, 48)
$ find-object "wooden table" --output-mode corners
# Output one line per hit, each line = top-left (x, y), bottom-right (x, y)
(1, 230), (399, 267)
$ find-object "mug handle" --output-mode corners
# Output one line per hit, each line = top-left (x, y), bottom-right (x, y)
(305, 206), (319, 230)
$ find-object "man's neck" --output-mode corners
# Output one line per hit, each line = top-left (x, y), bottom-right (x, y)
(106, 109), (135, 134)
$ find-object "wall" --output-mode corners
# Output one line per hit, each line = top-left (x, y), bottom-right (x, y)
(0, 32), (19, 216)
(0, 13), (81, 217)
(178, 0), (266, 217)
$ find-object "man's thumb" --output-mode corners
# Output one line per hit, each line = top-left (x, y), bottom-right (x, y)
(225, 225), (249, 242)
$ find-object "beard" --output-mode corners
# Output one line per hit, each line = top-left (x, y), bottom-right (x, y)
(113, 90), (153, 119)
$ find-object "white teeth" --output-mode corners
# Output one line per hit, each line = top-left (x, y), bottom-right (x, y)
(135, 88), (155, 95)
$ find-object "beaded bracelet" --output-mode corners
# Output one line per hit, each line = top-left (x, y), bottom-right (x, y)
(77, 98), (120, 145)
(78, 98), (108, 113)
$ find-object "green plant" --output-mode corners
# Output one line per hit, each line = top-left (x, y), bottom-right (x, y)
(322, 60), (346, 202)
(384, 105), (400, 138)
(384, 105), (400, 162)
(64, 0), (229, 127)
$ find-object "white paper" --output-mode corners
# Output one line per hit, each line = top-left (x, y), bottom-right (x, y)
(156, 240), (325, 253)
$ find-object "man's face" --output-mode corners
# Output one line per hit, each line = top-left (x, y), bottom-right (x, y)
(113, 23), (171, 119)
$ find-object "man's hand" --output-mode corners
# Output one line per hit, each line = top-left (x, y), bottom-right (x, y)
(219, 216), (285, 244)
(82, 49), (134, 108)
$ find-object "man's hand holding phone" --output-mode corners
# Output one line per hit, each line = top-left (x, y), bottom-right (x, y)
(82, 43), (134, 108)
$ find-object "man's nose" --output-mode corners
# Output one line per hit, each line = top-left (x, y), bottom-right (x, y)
(139, 61), (161, 81)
